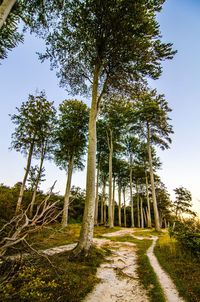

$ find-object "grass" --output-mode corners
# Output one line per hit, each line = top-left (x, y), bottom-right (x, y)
(0, 245), (109, 302)
(154, 233), (200, 302)
(108, 234), (166, 302)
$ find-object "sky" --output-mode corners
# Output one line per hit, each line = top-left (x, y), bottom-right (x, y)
(1, 0), (200, 215)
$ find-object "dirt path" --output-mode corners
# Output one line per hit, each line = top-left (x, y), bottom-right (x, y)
(85, 238), (148, 302)
(84, 229), (185, 302)
(147, 236), (184, 302)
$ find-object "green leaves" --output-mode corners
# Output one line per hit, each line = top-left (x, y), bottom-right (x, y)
(54, 99), (89, 170)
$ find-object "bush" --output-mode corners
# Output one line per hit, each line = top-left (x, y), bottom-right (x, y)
(169, 219), (200, 256)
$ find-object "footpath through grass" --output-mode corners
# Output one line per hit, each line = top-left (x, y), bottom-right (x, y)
(154, 233), (200, 302)
(108, 234), (166, 302)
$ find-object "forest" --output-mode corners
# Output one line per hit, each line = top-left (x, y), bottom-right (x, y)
(0, 1), (200, 302)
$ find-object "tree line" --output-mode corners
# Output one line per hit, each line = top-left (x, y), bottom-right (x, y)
(2, 0), (196, 256)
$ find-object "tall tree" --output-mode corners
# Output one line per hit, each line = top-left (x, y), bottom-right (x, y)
(39, 0), (176, 254)
(135, 88), (173, 230)
(54, 99), (89, 227)
(10, 91), (55, 213)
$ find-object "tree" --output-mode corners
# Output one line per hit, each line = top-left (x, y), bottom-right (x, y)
(39, 0), (176, 254)
(54, 99), (89, 227)
(135, 88), (173, 230)
(10, 91), (56, 213)
(173, 187), (196, 219)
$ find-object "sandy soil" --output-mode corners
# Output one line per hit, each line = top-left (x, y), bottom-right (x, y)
(85, 237), (148, 302)
(84, 229), (185, 302)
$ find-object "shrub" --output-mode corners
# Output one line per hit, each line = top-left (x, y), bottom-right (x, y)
(169, 219), (200, 256)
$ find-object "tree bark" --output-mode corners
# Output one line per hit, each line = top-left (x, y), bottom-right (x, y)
(0, 0), (16, 29)
(30, 145), (45, 217)
(101, 179), (106, 224)
(16, 141), (34, 213)
(147, 123), (160, 231)
(61, 155), (74, 227)
(145, 171), (152, 228)
(140, 197), (144, 228)
(136, 182), (140, 228)
(112, 176), (115, 226)
(73, 62), (101, 255)
(129, 155), (134, 227)
(94, 162), (100, 225)
(108, 129), (113, 228)
(118, 183), (121, 226)
(123, 188), (126, 227)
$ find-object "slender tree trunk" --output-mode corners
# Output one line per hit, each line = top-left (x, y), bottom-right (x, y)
(140, 197), (144, 228)
(136, 182), (140, 228)
(147, 124), (160, 231)
(0, 0), (16, 29)
(145, 171), (152, 228)
(143, 207), (147, 226)
(61, 155), (74, 227)
(129, 155), (134, 227)
(30, 145), (45, 217)
(108, 129), (113, 228)
(118, 183), (121, 227)
(101, 179), (106, 225)
(16, 141), (34, 213)
(73, 63), (101, 255)
(123, 188), (126, 227)
(112, 176), (115, 226)
(94, 162), (100, 225)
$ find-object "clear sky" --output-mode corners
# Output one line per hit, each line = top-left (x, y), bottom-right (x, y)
(0, 0), (200, 215)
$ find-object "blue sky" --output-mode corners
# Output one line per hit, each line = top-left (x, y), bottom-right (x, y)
(1, 0), (200, 215)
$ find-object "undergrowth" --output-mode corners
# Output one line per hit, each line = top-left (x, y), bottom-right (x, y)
(0, 246), (109, 302)
(155, 233), (200, 302)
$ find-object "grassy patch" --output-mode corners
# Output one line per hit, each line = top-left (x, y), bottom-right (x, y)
(108, 235), (165, 302)
(155, 233), (200, 302)
(94, 226), (122, 237)
(132, 228), (164, 238)
(0, 246), (108, 302)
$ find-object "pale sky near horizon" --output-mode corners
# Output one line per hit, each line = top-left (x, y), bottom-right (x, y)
(1, 0), (200, 215)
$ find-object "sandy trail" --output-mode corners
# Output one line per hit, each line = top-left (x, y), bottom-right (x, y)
(85, 237), (148, 302)
(84, 229), (185, 302)
(147, 236), (184, 302)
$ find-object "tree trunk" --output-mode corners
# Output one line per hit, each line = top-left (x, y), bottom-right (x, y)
(118, 183), (121, 227)
(123, 188), (126, 227)
(30, 145), (45, 217)
(129, 156), (134, 227)
(94, 162), (100, 225)
(147, 124), (160, 231)
(0, 0), (16, 29)
(112, 176), (115, 226)
(140, 197), (144, 228)
(73, 63), (100, 255)
(108, 129), (113, 228)
(101, 179), (106, 225)
(145, 171), (152, 228)
(143, 207), (147, 226)
(136, 182), (140, 228)
(61, 155), (74, 227)
(16, 141), (34, 213)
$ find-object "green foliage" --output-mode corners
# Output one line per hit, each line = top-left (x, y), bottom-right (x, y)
(54, 99), (89, 170)
(39, 0), (176, 95)
(10, 91), (56, 157)
(169, 219), (200, 256)
(0, 246), (106, 302)
(173, 186), (195, 218)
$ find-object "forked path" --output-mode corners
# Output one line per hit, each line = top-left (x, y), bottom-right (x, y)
(84, 229), (184, 302)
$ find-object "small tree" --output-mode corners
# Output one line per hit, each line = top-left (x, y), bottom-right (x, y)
(10, 91), (56, 213)
(54, 99), (89, 227)
(173, 187), (196, 219)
